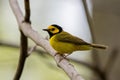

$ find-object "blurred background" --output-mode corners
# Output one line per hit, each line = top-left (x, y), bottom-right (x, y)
(0, 0), (120, 80)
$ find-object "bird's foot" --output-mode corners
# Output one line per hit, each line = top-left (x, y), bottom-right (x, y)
(54, 53), (69, 63)
(59, 54), (66, 62)
(54, 53), (70, 67)
(54, 53), (65, 62)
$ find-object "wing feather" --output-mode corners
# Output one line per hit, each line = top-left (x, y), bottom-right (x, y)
(56, 32), (90, 45)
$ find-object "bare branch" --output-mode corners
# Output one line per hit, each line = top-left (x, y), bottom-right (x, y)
(13, 0), (31, 80)
(104, 47), (119, 75)
(28, 45), (37, 56)
(14, 31), (28, 80)
(24, 0), (31, 23)
(82, 0), (95, 40)
(9, 0), (84, 80)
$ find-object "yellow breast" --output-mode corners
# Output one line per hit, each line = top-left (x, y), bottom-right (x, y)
(49, 34), (91, 54)
(50, 35), (75, 54)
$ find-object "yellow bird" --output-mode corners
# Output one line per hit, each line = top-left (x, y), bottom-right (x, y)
(43, 24), (107, 54)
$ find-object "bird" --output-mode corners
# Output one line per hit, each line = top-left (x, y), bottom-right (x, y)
(43, 24), (107, 55)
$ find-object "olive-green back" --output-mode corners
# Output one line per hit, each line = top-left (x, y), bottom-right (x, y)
(56, 31), (90, 45)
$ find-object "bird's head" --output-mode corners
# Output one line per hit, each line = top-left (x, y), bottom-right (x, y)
(43, 24), (63, 38)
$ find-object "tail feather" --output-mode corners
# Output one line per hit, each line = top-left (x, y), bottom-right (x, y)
(90, 43), (108, 49)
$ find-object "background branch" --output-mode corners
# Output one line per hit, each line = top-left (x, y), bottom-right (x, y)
(82, 1), (105, 80)
(104, 47), (119, 73)
(9, 0), (84, 80)
(82, 0), (95, 40)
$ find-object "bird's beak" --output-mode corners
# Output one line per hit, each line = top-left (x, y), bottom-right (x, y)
(43, 29), (48, 31)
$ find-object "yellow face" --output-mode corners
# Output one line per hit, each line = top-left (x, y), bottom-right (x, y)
(47, 25), (60, 34)
(43, 24), (63, 38)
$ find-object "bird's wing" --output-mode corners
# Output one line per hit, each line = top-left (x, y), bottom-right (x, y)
(56, 32), (90, 45)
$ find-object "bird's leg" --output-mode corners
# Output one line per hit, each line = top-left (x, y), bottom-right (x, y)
(54, 52), (59, 57)
(54, 52), (71, 62)
(58, 54), (70, 63)
(59, 54), (66, 62)
(54, 53), (65, 62)
(54, 53), (66, 62)
(53, 53), (63, 67)
(63, 54), (70, 58)
(54, 53), (71, 67)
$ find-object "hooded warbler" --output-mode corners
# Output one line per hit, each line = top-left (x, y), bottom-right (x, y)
(43, 24), (107, 54)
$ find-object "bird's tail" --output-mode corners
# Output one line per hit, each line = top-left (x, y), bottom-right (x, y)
(90, 43), (108, 49)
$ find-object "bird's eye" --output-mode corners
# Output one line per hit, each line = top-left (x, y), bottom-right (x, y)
(51, 28), (55, 31)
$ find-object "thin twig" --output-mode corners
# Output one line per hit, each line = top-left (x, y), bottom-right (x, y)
(9, 0), (84, 80)
(0, 41), (45, 55)
(28, 45), (37, 56)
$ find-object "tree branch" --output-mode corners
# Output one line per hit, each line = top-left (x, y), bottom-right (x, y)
(82, 0), (95, 40)
(104, 47), (119, 76)
(24, 0), (31, 23)
(13, 0), (31, 80)
(14, 31), (28, 80)
(9, 0), (84, 80)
